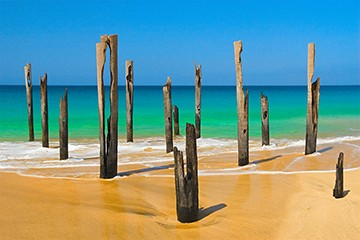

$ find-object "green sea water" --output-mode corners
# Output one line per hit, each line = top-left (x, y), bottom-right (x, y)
(0, 85), (359, 141)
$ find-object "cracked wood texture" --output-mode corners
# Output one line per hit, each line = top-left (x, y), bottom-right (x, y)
(163, 77), (173, 153)
(195, 62), (202, 138)
(234, 40), (249, 166)
(174, 123), (198, 223)
(96, 34), (118, 179)
(126, 60), (134, 142)
(305, 43), (320, 155)
(261, 92), (270, 146)
(40, 73), (49, 147)
(24, 63), (34, 141)
(173, 105), (180, 136)
(59, 89), (68, 160)
(333, 152), (344, 198)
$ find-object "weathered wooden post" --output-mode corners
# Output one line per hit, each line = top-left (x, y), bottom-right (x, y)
(163, 77), (173, 153)
(333, 152), (344, 198)
(125, 60), (134, 142)
(40, 73), (49, 147)
(174, 123), (199, 223)
(305, 43), (320, 155)
(24, 63), (34, 141)
(173, 105), (180, 136)
(59, 89), (68, 160)
(261, 92), (270, 146)
(96, 34), (119, 179)
(194, 62), (202, 139)
(234, 40), (249, 166)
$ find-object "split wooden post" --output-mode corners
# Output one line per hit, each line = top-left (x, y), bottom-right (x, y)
(305, 43), (320, 155)
(234, 40), (249, 166)
(333, 152), (344, 198)
(125, 60), (134, 142)
(40, 73), (49, 147)
(163, 77), (173, 153)
(24, 63), (34, 141)
(173, 105), (180, 136)
(59, 89), (68, 160)
(173, 123), (199, 223)
(261, 92), (270, 146)
(96, 34), (119, 179)
(194, 62), (202, 139)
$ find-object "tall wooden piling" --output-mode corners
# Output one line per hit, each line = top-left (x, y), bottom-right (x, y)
(234, 40), (249, 166)
(59, 89), (68, 160)
(40, 73), (49, 147)
(333, 152), (344, 198)
(195, 62), (202, 139)
(125, 60), (134, 142)
(163, 77), (173, 153)
(305, 43), (320, 155)
(174, 105), (180, 136)
(174, 123), (199, 223)
(96, 34), (119, 179)
(24, 63), (34, 141)
(261, 92), (270, 146)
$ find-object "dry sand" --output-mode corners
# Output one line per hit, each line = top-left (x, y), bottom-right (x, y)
(0, 140), (359, 239)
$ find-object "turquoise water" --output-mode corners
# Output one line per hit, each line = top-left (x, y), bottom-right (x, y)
(0, 85), (359, 141)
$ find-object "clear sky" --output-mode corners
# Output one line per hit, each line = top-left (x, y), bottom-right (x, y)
(0, 0), (359, 85)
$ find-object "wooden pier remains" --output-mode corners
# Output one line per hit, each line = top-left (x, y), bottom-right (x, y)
(40, 73), (49, 147)
(195, 62), (202, 139)
(24, 63), (34, 141)
(96, 34), (119, 179)
(261, 92), (270, 146)
(125, 60), (134, 142)
(59, 89), (68, 160)
(174, 123), (199, 223)
(234, 40), (249, 166)
(305, 43), (320, 155)
(333, 152), (344, 198)
(163, 77), (173, 153)
(173, 105), (180, 136)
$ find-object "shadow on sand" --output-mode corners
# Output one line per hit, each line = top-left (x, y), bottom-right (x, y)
(249, 155), (282, 165)
(318, 146), (334, 153)
(117, 164), (174, 177)
(198, 203), (227, 221)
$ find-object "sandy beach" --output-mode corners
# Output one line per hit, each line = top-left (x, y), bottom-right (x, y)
(0, 139), (359, 239)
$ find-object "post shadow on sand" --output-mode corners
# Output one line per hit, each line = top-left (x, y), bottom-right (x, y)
(117, 164), (174, 177)
(317, 146), (333, 153)
(249, 155), (281, 165)
(197, 203), (227, 221)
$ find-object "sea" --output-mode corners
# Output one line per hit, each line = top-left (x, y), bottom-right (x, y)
(0, 85), (359, 178)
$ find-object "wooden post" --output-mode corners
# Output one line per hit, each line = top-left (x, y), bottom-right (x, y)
(234, 40), (249, 166)
(194, 62), (202, 139)
(40, 73), (49, 147)
(173, 123), (198, 223)
(163, 77), (173, 153)
(261, 92), (270, 146)
(125, 60), (134, 142)
(96, 34), (118, 179)
(305, 43), (320, 155)
(173, 105), (180, 136)
(59, 89), (68, 160)
(24, 63), (34, 141)
(333, 152), (344, 198)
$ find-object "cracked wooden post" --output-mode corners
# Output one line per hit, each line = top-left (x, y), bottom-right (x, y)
(305, 43), (320, 155)
(333, 152), (344, 198)
(59, 89), (68, 160)
(40, 73), (49, 147)
(24, 63), (34, 141)
(261, 92), (269, 146)
(173, 123), (198, 223)
(195, 62), (202, 138)
(163, 77), (173, 153)
(234, 40), (249, 166)
(96, 34), (118, 179)
(126, 60), (134, 142)
(173, 105), (180, 136)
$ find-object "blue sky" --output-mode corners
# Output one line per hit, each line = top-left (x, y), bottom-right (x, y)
(0, 0), (359, 85)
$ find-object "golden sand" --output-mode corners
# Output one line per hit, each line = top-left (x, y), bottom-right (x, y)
(0, 140), (359, 239)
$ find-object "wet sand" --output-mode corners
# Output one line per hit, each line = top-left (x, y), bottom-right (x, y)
(0, 140), (359, 239)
